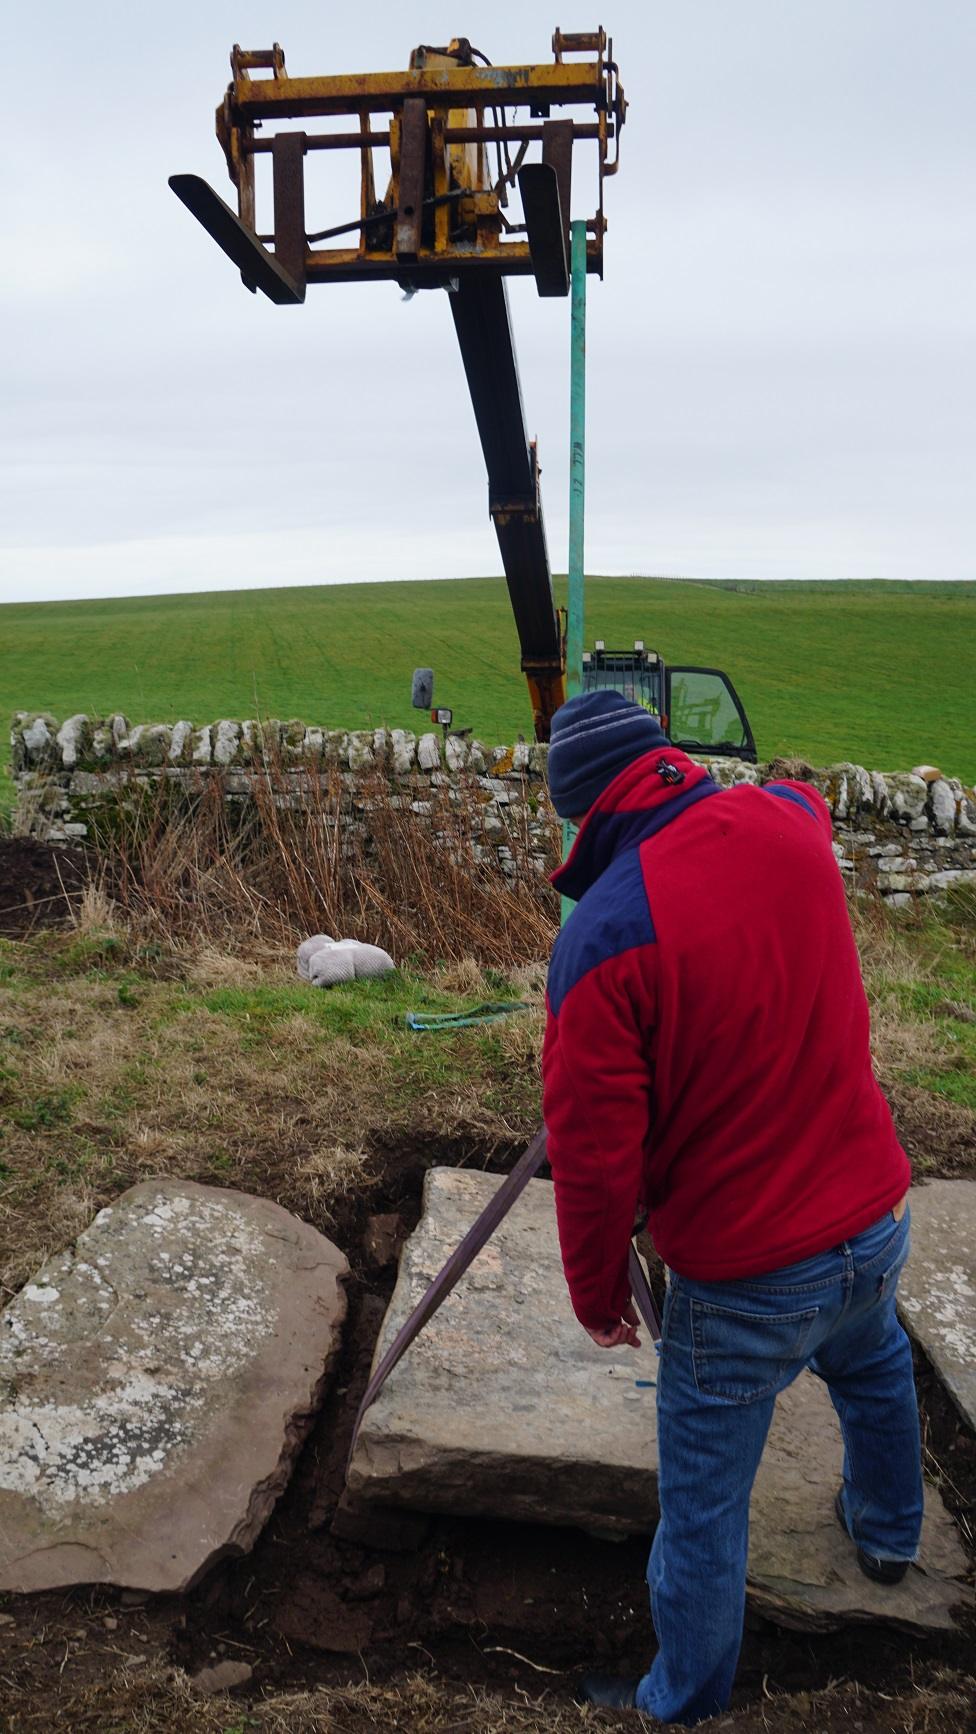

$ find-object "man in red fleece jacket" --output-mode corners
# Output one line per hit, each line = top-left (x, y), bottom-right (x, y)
(542, 690), (921, 1726)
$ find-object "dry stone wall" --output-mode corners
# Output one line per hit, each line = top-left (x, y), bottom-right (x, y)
(10, 712), (976, 904)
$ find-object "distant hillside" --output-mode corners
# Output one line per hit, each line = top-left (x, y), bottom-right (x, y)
(3, 578), (974, 807)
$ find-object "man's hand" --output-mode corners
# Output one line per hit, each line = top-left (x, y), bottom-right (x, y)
(585, 1300), (641, 1350)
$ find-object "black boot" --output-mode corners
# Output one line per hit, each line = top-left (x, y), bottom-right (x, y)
(835, 1488), (910, 1585)
(580, 1674), (639, 1709)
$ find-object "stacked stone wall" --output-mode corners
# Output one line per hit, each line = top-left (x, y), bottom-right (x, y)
(10, 712), (976, 906)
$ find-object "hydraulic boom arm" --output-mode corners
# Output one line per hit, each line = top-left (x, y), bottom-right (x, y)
(449, 276), (564, 735)
(169, 30), (625, 738)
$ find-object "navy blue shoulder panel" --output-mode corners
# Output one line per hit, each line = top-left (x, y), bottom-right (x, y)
(548, 844), (656, 1017)
(764, 782), (818, 822)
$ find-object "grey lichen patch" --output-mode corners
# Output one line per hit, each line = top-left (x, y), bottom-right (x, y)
(0, 1190), (276, 1512)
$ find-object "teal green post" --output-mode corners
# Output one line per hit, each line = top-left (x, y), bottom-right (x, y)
(561, 219), (588, 925)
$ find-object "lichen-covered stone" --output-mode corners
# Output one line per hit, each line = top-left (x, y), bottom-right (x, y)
(417, 732), (440, 771)
(880, 873), (918, 893)
(20, 714), (60, 769)
(0, 1181), (347, 1593)
(870, 771), (890, 815)
(954, 784), (976, 835)
(928, 868), (976, 893)
(391, 729), (416, 774)
(127, 724), (172, 767)
(831, 763), (872, 819)
(169, 721), (193, 764)
(242, 719), (282, 762)
(929, 779), (956, 835)
(213, 721), (241, 768)
(348, 733), (374, 772)
(191, 726), (212, 766)
(888, 773), (929, 823)
(282, 719), (306, 756)
(56, 714), (92, 770)
(708, 759), (737, 788)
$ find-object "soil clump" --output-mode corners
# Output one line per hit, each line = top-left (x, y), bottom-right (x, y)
(0, 837), (90, 936)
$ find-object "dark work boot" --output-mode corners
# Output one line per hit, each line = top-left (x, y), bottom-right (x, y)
(580, 1674), (639, 1709)
(835, 1488), (911, 1585)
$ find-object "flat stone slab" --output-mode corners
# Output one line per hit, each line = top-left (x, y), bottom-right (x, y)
(898, 1179), (976, 1431)
(349, 1169), (968, 1633)
(0, 1180), (347, 1593)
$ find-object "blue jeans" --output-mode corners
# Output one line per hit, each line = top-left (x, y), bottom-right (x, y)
(636, 1207), (923, 1726)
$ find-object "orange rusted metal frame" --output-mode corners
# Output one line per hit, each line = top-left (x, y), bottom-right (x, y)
(213, 37), (624, 287)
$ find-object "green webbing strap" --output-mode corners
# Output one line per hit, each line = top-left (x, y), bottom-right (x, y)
(405, 1001), (529, 1032)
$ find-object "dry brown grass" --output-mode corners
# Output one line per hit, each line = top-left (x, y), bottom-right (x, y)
(5, 1657), (975, 1733)
(91, 761), (559, 968)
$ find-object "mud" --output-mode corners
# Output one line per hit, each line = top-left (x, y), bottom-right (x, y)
(0, 837), (90, 936)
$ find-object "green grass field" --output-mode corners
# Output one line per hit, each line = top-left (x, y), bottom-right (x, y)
(3, 578), (975, 808)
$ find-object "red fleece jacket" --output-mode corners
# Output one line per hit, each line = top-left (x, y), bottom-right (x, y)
(542, 749), (910, 1332)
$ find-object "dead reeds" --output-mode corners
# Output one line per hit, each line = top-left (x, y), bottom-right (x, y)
(93, 755), (560, 967)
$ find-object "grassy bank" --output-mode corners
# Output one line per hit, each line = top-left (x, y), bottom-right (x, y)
(1, 890), (974, 1301)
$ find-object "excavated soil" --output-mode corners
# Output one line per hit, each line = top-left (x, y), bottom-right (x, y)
(0, 1137), (972, 1731)
(0, 837), (91, 936)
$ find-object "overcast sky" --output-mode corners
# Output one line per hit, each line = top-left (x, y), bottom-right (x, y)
(2, 1), (973, 604)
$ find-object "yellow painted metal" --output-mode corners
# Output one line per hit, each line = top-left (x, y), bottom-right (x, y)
(226, 62), (604, 121)
(215, 38), (624, 270)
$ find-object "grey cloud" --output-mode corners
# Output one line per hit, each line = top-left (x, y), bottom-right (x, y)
(1, 0), (973, 601)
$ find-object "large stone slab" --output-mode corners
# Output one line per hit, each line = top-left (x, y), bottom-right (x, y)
(0, 1181), (347, 1593)
(349, 1169), (968, 1633)
(897, 1179), (976, 1430)
(746, 1378), (965, 1632)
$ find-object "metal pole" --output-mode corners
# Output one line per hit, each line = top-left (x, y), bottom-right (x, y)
(561, 219), (587, 925)
(566, 218), (587, 699)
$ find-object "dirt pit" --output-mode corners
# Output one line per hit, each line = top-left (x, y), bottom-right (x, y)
(0, 1137), (972, 1731)
(0, 837), (91, 937)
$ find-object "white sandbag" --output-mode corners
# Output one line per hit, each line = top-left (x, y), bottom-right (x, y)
(345, 941), (395, 979)
(299, 933), (397, 988)
(297, 933), (334, 979)
(308, 945), (357, 987)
